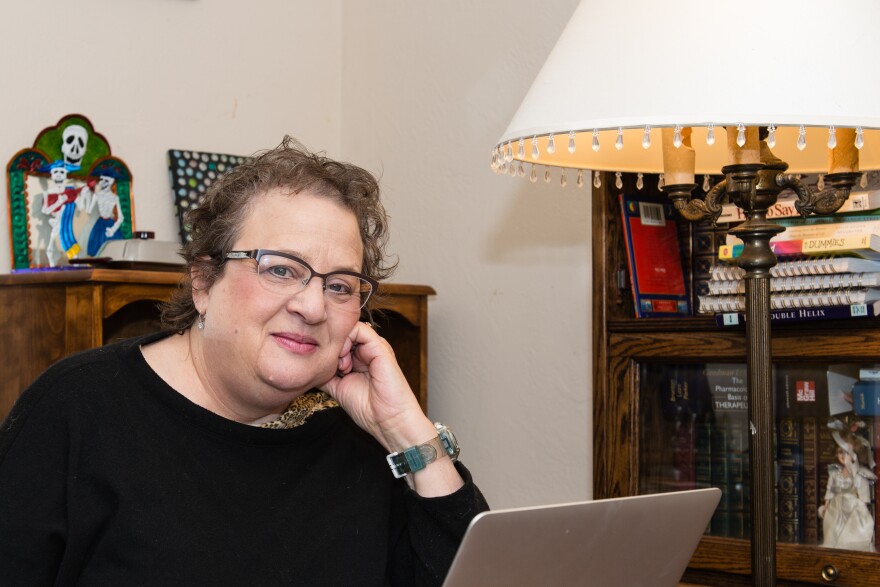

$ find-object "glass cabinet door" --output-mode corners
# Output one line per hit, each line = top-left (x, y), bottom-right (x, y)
(638, 361), (879, 553)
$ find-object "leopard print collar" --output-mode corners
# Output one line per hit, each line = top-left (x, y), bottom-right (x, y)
(259, 390), (339, 429)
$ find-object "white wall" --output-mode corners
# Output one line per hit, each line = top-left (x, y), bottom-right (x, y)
(341, 0), (590, 508)
(0, 0), (343, 263)
(1, 0), (591, 509)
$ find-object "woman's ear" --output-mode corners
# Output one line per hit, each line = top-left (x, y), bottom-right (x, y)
(190, 259), (213, 315)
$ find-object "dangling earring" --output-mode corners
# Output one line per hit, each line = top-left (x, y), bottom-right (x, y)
(197, 313), (206, 330)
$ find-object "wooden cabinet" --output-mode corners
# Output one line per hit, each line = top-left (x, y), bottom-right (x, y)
(0, 269), (434, 420)
(592, 173), (880, 586)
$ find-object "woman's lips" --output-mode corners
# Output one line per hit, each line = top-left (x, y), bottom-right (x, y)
(272, 333), (319, 355)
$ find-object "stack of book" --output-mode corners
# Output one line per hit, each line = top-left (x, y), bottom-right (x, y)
(700, 257), (880, 326)
(698, 187), (880, 325)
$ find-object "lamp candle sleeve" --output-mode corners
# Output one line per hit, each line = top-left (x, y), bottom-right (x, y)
(829, 127), (859, 173)
(726, 125), (761, 165)
(661, 127), (695, 185)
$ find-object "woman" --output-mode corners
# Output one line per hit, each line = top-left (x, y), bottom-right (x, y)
(0, 137), (488, 585)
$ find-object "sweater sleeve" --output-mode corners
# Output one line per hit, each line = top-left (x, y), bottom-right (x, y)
(387, 462), (490, 587)
(0, 377), (69, 583)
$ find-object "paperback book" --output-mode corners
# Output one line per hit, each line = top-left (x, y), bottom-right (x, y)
(711, 257), (880, 280)
(619, 193), (690, 317)
(699, 288), (880, 313)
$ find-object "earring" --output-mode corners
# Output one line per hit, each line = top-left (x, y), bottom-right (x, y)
(197, 313), (206, 330)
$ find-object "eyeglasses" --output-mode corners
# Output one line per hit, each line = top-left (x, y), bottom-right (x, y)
(224, 249), (377, 310)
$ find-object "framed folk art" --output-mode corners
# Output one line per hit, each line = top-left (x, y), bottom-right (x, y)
(6, 114), (134, 270)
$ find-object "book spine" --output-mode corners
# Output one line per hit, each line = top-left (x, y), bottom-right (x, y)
(777, 416), (804, 543)
(727, 219), (880, 246)
(853, 381), (880, 416)
(718, 191), (880, 223)
(720, 234), (880, 260)
(715, 303), (880, 326)
(802, 416), (820, 545)
(817, 422), (839, 545)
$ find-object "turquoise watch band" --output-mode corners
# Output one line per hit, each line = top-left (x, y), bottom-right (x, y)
(386, 423), (460, 479)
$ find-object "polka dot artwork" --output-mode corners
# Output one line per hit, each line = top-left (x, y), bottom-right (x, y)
(167, 149), (250, 244)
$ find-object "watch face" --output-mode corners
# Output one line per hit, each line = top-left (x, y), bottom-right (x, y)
(439, 426), (461, 460)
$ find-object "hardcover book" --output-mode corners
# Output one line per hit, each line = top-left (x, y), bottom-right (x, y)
(619, 193), (690, 317)
(775, 364), (831, 545)
(714, 301), (880, 327)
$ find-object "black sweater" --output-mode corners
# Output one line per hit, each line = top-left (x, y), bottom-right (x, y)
(0, 333), (488, 586)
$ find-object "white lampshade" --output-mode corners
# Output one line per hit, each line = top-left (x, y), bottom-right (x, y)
(497, 0), (880, 175)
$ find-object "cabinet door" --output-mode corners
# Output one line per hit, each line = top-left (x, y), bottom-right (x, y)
(602, 328), (880, 585)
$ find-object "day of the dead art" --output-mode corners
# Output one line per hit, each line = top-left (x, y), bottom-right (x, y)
(6, 114), (134, 270)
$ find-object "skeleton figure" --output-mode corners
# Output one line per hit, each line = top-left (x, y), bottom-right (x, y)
(39, 160), (85, 266)
(84, 172), (125, 256)
(61, 125), (88, 167)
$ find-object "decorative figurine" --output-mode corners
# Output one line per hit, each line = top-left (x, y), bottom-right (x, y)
(819, 417), (877, 551)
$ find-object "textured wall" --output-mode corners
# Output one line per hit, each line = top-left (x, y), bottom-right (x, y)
(340, 0), (591, 507)
(0, 0), (343, 270)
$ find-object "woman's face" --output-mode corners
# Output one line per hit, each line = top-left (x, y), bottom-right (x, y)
(194, 188), (364, 414)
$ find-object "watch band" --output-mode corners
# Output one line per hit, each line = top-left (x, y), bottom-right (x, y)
(386, 422), (460, 479)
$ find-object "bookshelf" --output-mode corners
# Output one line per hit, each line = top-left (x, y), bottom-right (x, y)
(592, 172), (880, 586)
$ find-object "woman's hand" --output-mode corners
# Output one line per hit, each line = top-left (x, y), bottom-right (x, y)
(320, 322), (431, 451)
(319, 322), (463, 496)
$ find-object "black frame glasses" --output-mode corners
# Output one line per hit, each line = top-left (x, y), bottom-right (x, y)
(225, 249), (378, 309)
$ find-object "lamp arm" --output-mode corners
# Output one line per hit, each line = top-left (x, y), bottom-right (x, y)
(775, 173), (814, 217)
(703, 179), (727, 226)
(665, 180), (725, 224)
(777, 171), (861, 217)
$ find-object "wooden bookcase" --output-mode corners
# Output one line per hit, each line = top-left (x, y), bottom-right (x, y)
(0, 269), (434, 421)
(592, 173), (880, 586)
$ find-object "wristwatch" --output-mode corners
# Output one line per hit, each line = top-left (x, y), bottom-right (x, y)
(386, 422), (460, 479)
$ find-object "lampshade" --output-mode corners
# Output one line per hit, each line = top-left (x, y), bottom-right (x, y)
(496, 0), (880, 176)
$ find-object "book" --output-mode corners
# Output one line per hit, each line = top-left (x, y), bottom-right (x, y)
(711, 257), (880, 280)
(705, 363), (749, 539)
(802, 416), (820, 545)
(775, 365), (831, 545)
(853, 381), (880, 416)
(715, 302), (880, 327)
(700, 288), (880, 314)
(726, 219), (880, 249)
(719, 233), (880, 261)
(718, 190), (880, 224)
(777, 415), (804, 543)
(708, 272), (880, 296)
(619, 193), (690, 317)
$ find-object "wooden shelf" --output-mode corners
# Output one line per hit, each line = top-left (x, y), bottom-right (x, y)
(592, 173), (880, 586)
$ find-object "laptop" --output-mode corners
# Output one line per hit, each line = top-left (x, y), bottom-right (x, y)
(442, 487), (721, 587)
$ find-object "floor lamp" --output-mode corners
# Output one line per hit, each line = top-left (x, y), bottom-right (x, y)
(493, 1), (880, 585)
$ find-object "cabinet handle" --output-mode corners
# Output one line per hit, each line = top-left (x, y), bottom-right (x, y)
(821, 564), (839, 583)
